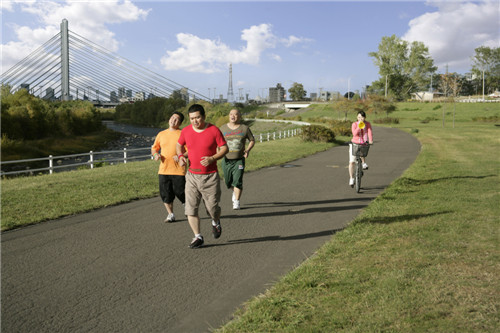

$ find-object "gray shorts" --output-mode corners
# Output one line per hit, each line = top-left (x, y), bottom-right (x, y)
(185, 171), (221, 220)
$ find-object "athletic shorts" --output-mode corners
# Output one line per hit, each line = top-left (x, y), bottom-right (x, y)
(159, 174), (185, 204)
(221, 157), (245, 189)
(184, 171), (221, 220)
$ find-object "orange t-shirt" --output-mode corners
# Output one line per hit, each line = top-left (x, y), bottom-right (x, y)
(151, 129), (186, 176)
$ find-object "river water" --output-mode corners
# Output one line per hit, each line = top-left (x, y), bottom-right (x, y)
(102, 121), (164, 150)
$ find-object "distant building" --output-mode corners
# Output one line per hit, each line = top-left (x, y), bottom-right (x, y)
(118, 87), (126, 98)
(126, 89), (132, 98)
(412, 91), (441, 101)
(110, 91), (118, 102)
(310, 92), (317, 100)
(20, 83), (30, 92)
(269, 83), (285, 103)
(320, 91), (331, 101)
(180, 87), (189, 103)
(134, 91), (145, 101)
(44, 88), (55, 100)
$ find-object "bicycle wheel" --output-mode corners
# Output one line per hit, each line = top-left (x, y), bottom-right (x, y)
(355, 158), (362, 193)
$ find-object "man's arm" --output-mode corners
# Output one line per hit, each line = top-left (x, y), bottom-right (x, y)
(176, 142), (187, 166)
(200, 144), (228, 167)
(244, 140), (255, 158)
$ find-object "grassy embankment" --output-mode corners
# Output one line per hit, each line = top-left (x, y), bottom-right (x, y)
(215, 101), (499, 332)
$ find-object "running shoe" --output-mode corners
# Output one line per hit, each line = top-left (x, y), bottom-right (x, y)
(212, 221), (222, 239)
(165, 213), (175, 223)
(233, 200), (240, 210)
(189, 236), (204, 249)
(362, 163), (369, 170)
(349, 178), (354, 187)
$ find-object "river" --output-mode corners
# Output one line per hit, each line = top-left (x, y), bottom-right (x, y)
(102, 121), (164, 150)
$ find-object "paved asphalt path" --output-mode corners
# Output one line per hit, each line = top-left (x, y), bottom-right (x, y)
(1, 127), (420, 333)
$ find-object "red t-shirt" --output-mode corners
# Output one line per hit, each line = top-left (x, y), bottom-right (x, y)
(178, 123), (227, 174)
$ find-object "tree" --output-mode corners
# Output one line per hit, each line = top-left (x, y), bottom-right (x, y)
(439, 73), (463, 98)
(369, 35), (437, 100)
(471, 46), (500, 95)
(365, 95), (395, 118)
(288, 82), (307, 101)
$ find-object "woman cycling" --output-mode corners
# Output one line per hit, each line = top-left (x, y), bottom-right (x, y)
(349, 111), (373, 187)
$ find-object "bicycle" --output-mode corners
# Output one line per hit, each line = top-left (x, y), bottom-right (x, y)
(351, 142), (370, 193)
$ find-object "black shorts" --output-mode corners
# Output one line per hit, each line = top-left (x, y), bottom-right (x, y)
(159, 174), (185, 204)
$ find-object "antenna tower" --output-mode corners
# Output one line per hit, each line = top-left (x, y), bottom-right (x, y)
(227, 63), (234, 103)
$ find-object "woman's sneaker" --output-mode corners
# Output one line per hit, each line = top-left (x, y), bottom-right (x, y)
(362, 163), (369, 170)
(349, 178), (355, 187)
(189, 236), (204, 249)
(165, 213), (175, 223)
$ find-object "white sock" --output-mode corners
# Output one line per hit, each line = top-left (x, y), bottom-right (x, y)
(195, 233), (202, 239)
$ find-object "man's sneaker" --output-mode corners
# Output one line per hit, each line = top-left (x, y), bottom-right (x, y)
(349, 178), (354, 187)
(165, 213), (175, 223)
(189, 236), (204, 249)
(233, 200), (240, 210)
(362, 163), (369, 170)
(212, 221), (222, 239)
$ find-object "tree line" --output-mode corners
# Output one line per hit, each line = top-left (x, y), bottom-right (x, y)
(286, 36), (499, 102)
(114, 95), (186, 127)
(369, 37), (499, 100)
(1, 84), (104, 141)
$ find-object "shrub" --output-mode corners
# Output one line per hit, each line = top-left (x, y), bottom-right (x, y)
(373, 117), (400, 124)
(301, 125), (335, 143)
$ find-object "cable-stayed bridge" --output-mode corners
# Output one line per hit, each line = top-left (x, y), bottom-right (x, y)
(1, 19), (209, 106)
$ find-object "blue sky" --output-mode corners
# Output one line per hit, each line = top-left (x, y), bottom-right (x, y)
(1, 1), (499, 100)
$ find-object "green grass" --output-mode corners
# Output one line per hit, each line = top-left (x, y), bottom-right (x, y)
(0, 137), (336, 231)
(215, 101), (500, 332)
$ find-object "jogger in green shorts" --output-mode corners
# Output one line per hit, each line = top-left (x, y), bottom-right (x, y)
(219, 109), (255, 210)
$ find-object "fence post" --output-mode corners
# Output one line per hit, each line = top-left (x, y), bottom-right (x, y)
(89, 151), (94, 169)
(49, 155), (53, 174)
(259, 134), (263, 143)
(267, 133), (270, 141)
(123, 148), (127, 164)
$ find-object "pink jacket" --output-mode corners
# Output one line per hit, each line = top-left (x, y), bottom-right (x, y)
(351, 121), (373, 144)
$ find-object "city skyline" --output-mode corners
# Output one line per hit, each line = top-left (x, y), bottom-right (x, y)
(1, 1), (498, 100)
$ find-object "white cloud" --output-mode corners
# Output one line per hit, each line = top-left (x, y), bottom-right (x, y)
(160, 23), (309, 73)
(281, 35), (312, 47)
(270, 53), (282, 62)
(402, 0), (500, 72)
(1, 0), (149, 73)
(1, 0), (14, 13)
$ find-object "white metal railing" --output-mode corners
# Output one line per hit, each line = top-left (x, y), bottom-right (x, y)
(1, 147), (151, 176)
(255, 128), (302, 143)
(1, 128), (304, 177)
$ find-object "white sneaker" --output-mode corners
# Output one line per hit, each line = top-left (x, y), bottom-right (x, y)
(362, 163), (369, 170)
(232, 192), (236, 203)
(349, 178), (354, 187)
(233, 200), (240, 210)
(165, 213), (175, 223)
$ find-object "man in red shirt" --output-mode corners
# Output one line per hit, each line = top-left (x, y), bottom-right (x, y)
(176, 104), (228, 249)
